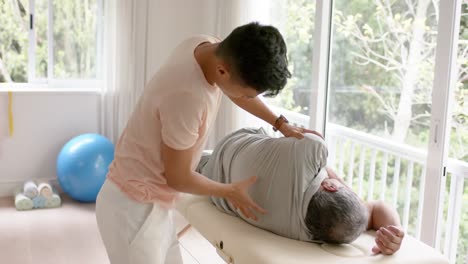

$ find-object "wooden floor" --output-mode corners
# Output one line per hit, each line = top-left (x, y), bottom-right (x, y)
(0, 195), (225, 264)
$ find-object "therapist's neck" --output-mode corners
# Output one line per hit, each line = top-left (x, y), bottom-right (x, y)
(194, 42), (220, 86)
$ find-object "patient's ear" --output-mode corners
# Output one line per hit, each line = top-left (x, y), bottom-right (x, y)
(321, 180), (338, 192)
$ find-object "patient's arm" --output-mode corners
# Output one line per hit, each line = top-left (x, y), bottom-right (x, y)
(366, 201), (405, 255)
(325, 167), (404, 254)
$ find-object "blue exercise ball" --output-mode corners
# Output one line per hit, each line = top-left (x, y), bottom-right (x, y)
(57, 133), (114, 202)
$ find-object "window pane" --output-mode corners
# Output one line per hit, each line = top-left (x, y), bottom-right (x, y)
(53, 0), (98, 79)
(328, 1), (439, 147)
(264, 0), (316, 114)
(35, 0), (48, 79)
(447, 2), (468, 263)
(0, 0), (30, 82)
(450, 3), (468, 162)
(326, 0), (439, 239)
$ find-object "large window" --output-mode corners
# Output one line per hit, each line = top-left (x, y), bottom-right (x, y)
(0, 0), (101, 86)
(329, 0), (440, 147)
(326, 1), (468, 263)
(264, 0), (316, 114)
(443, 3), (468, 263)
(266, 0), (467, 263)
(450, 3), (468, 163)
(327, 0), (440, 240)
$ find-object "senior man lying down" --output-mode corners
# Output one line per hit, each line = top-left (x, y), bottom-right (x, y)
(197, 128), (405, 255)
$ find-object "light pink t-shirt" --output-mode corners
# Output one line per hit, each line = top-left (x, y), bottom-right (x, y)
(108, 35), (222, 208)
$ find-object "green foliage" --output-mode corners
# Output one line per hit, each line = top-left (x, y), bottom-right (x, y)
(272, 1), (468, 262)
(0, 0), (29, 82)
(52, 0), (98, 79)
(270, 0), (468, 160)
(265, 0), (315, 113)
(0, 0), (98, 82)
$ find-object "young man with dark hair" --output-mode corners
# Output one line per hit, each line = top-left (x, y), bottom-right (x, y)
(96, 22), (321, 264)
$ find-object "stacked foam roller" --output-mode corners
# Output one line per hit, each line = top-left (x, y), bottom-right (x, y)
(15, 181), (61, 211)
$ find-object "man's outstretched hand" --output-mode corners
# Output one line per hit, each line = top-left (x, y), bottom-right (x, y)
(372, 225), (405, 255)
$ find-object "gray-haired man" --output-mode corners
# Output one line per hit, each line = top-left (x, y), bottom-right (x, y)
(197, 128), (404, 255)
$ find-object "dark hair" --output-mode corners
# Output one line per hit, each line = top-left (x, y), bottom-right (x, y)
(216, 22), (291, 97)
(305, 188), (369, 244)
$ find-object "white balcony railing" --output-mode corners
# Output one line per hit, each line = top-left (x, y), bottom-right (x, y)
(244, 106), (468, 264)
(326, 123), (468, 264)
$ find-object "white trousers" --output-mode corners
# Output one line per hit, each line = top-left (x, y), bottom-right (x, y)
(96, 179), (182, 264)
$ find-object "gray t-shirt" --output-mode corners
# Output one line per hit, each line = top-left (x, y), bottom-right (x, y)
(198, 128), (328, 242)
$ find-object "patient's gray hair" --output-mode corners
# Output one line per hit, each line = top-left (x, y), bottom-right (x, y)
(305, 187), (368, 244)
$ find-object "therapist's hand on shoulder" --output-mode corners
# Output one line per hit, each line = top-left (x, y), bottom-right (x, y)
(226, 176), (267, 221)
(278, 123), (324, 140)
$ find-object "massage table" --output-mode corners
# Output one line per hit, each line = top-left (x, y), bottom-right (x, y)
(177, 194), (449, 264)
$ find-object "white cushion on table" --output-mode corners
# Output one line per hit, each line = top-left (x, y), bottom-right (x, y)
(177, 194), (449, 264)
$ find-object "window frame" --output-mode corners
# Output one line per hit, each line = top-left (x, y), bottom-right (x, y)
(1, 0), (103, 90)
(311, 0), (463, 248)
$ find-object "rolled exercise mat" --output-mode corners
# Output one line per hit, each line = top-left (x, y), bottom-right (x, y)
(15, 193), (33, 211)
(45, 193), (61, 208)
(38, 183), (53, 198)
(32, 196), (47, 208)
(23, 181), (38, 199)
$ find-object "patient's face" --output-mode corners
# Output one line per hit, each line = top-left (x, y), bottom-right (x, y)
(321, 178), (344, 192)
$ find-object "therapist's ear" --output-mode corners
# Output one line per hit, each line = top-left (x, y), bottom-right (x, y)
(217, 63), (231, 78)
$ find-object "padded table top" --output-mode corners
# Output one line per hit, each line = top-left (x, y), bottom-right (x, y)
(176, 194), (449, 264)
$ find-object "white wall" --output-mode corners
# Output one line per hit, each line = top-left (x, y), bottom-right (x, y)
(145, 0), (218, 81)
(0, 0), (221, 198)
(0, 91), (101, 197)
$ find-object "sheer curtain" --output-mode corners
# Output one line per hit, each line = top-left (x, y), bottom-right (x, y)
(100, 0), (149, 143)
(100, 0), (271, 146)
(206, 0), (272, 148)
